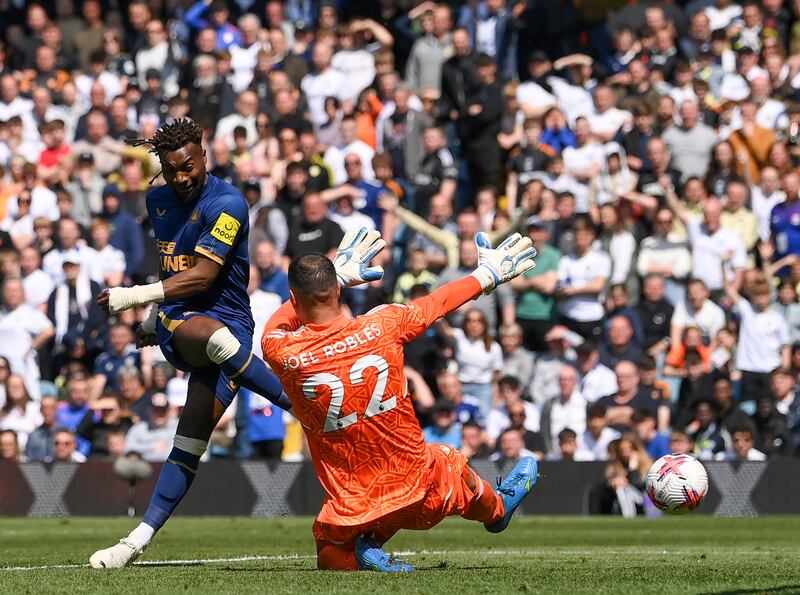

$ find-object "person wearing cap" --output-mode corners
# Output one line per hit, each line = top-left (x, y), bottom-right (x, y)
(124, 392), (179, 463)
(510, 215), (561, 353)
(422, 399), (462, 449)
(65, 151), (104, 228)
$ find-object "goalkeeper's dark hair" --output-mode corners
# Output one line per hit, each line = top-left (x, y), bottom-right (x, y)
(288, 253), (338, 298)
(126, 118), (203, 183)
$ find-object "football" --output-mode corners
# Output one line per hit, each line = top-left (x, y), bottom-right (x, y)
(645, 453), (709, 515)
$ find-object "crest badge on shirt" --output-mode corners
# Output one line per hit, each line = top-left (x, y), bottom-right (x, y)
(190, 209), (200, 224)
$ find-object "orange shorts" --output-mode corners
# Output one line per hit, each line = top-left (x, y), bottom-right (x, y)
(313, 443), (475, 550)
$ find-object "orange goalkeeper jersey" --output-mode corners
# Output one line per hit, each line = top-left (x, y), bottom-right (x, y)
(261, 275), (482, 526)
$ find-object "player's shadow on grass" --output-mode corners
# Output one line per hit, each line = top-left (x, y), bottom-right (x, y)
(701, 586), (800, 595)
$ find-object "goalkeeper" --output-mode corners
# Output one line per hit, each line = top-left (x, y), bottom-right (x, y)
(261, 228), (540, 572)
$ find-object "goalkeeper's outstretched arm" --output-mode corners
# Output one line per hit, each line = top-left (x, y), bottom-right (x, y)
(409, 231), (537, 330)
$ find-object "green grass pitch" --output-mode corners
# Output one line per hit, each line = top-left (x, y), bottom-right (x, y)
(2, 516), (799, 594)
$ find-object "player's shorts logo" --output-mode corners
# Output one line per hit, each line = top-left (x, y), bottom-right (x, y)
(156, 207), (167, 217)
(211, 212), (240, 246)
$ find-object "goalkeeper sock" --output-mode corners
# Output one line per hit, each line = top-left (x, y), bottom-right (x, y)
(461, 470), (505, 524)
(142, 446), (201, 531)
(206, 328), (292, 411)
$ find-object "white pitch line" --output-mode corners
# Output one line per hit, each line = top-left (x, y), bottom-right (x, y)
(2, 547), (763, 572)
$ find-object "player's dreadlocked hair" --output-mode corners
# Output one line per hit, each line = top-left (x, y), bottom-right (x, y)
(126, 118), (203, 183)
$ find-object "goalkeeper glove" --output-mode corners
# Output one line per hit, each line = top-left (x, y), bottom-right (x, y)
(333, 228), (386, 288)
(470, 232), (537, 294)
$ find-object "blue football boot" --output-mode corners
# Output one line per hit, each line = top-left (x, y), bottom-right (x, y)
(485, 456), (538, 534)
(355, 535), (414, 572)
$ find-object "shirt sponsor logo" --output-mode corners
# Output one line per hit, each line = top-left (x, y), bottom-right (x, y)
(157, 240), (177, 255)
(211, 212), (240, 246)
(161, 254), (196, 272)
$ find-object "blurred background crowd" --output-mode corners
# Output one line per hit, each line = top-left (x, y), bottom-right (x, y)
(0, 0), (799, 514)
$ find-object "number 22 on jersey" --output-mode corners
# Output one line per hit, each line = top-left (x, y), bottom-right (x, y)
(301, 355), (396, 433)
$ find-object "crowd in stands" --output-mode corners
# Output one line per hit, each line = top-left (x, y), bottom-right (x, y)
(0, 0), (799, 515)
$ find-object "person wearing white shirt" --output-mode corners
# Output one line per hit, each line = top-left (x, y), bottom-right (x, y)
(546, 428), (595, 461)
(582, 403), (620, 460)
(447, 310), (504, 419)
(665, 187), (746, 295)
(323, 116), (375, 186)
(576, 341), (618, 403)
(331, 30), (376, 105)
(42, 219), (105, 286)
(247, 266), (283, 359)
(555, 216), (611, 338)
(714, 426), (766, 461)
(587, 85), (632, 141)
(214, 90), (259, 146)
(5, 184), (59, 223)
(670, 278), (727, 346)
(751, 167), (784, 242)
(20, 246), (55, 311)
(0, 374), (43, 451)
(228, 14), (263, 93)
(704, 1), (743, 31)
(540, 364), (587, 454)
(0, 75), (34, 123)
(723, 256), (790, 402)
(0, 279), (55, 401)
(301, 42), (350, 127)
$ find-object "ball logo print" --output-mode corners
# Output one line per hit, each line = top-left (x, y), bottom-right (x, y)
(646, 454), (708, 515)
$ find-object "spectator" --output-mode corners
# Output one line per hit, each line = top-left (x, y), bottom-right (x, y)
(423, 400), (461, 449)
(589, 435), (653, 517)
(392, 250), (437, 304)
(91, 324), (139, 400)
(723, 255), (790, 402)
(301, 42), (349, 128)
(118, 366), (151, 422)
(0, 429), (24, 462)
(436, 371), (483, 427)
(633, 408), (670, 460)
(715, 424), (767, 461)
(442, 308), (503, 418)
(487, 375), (540, 447)
(56, 376), (92, 455)
(53, 428), (87, 463)
(548, 428), (594, 461)
(662, 100), (718, 182)
(636, 209), (692, 305)
(489, 428), (536, 463)
(25, 395), (58, 462)
(323, 116), (376, 186)
(511, 217), (560, 352)
(460, 420), (491, 460)
(405, 3), (453, 93)
(78, 395), (134, 458)
(498, 323), (534, 392)
(599, 314), (643, 369)
(540, 364), (586, 455)
(583, 404), (620, 461)
(636, 274), (674, 356)
(0, 374), (42, 450)
(598, 361), (661, 433)
(283, 193), (344, 265)
(670, 278), (726, 347)
(576, 341), (618, 404)
(124, 392), (178, 462)
(555, 217), (611, 339)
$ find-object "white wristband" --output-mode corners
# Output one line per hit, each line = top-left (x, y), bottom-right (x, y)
(140, 304), (159, 334)
(470, 268), (495, 292)
(108, 282), (165, 314)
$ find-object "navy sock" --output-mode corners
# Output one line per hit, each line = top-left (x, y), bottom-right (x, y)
(220, 345), (292, 411)
(143, 447), (200, 530)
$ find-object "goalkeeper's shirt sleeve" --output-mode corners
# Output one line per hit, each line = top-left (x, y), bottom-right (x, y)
(397, 275), (482, 343)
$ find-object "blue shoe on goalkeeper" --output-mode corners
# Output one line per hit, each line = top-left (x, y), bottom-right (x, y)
(485, 456), (538, 534)
(355, 535), (414, 572)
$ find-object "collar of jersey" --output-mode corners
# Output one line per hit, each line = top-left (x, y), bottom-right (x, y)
(302, 314), (350, 333)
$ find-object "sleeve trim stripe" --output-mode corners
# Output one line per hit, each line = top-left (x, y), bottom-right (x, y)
(195, 246), (225, 265)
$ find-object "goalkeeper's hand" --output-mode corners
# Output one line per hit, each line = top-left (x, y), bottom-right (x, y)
(470, 232), (537, 294)
(333, 227), (386, 288)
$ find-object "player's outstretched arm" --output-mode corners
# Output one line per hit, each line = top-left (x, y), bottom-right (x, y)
(98, 256), (222, 315)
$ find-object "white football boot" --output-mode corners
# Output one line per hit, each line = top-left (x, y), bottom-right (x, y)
(89, 537), (147, 569)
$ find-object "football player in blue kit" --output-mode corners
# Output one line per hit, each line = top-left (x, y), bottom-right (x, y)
(90, 118), (292, 568)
